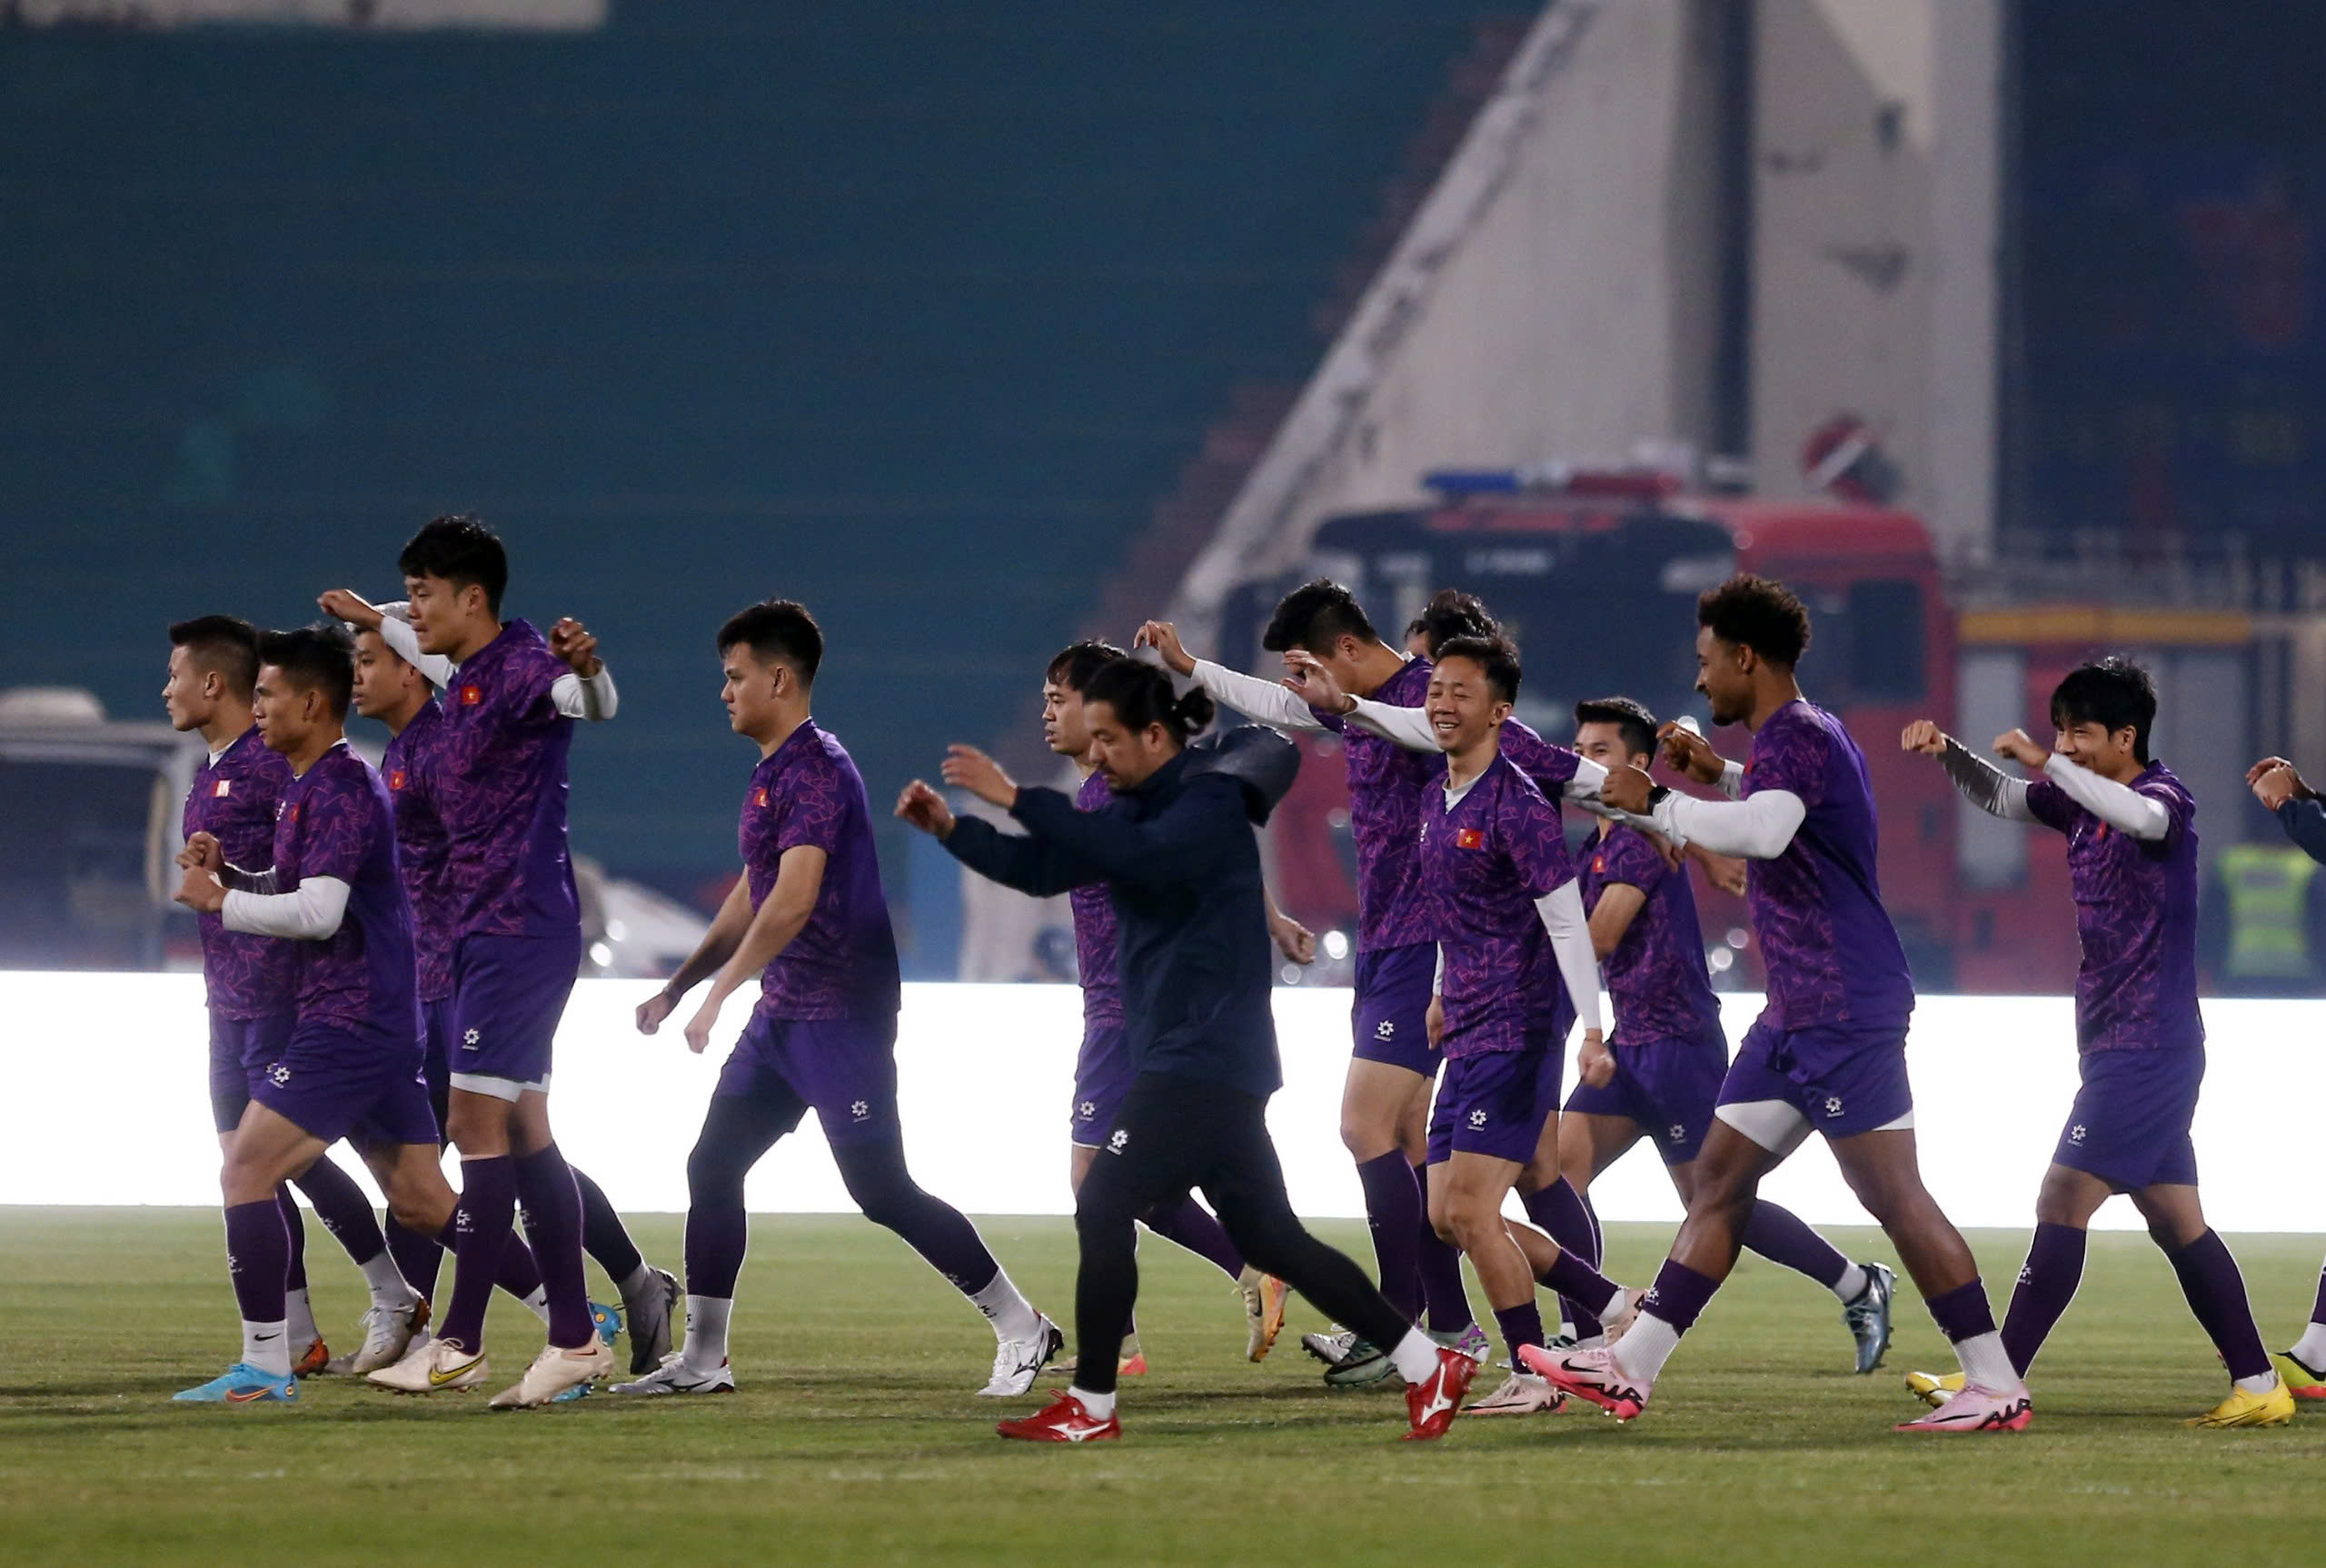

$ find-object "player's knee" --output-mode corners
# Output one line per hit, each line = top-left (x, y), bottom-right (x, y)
(685, 1140), (748, 1206)
(1337, 1109), (1383, 1159)
(1839, 1163), (1924, 1226)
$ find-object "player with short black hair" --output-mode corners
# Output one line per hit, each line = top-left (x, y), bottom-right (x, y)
(615, 600), (1054, 1398)
(1904, 659), (2290, 1427)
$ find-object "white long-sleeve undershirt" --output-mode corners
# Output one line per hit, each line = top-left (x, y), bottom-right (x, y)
(1650, 787), (1807, 860)
(374, 610), (618, 719)
(1938, 739), (2036, 822)
(223, 876), (351, 940)
(1536, 879), (1604, 1035)
(2041, 753), (2170, 840)
(1188, 659), (1329, 732)
(1341, 694), (1624, 815)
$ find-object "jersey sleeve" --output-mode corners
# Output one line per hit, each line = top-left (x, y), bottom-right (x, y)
(297, 769), (375, 884)
(2136, 779), (2195, 856)
(773, 752), (850, 858)
(2023, 777), (2080, 835)
(1500, 721), (1582, 793)
(1743, 710), (1831, 808)
(1596, 825), (1669, 898)
(1498, 777), (1575, 899)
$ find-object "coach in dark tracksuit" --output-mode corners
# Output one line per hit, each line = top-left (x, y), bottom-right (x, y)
(900, 659), (1460, 1437)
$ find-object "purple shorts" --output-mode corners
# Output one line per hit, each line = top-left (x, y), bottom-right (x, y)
(208, 1011), (293, 1133)
(249, 1024), (439, 1149)
(1565, 1032), (1729, 1166)
(1426, 1037), (1561, 1166)
(2053, 1046), (2202, 1190)
(1352, 942), (1440, 1077)
(419, 996), (453, 1133)
(449, 931), (580, 1095)
(1717, 1017), (1913, 1140)
(1071, 1021), (1137, 1148)
(717, 1010), (902, 1147)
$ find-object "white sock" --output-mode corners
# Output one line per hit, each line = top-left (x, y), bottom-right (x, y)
(2235, 1370), (2281, 1396)
(681, 1295), (732, 1373)
(1387, 1328), (1439, 1385)
(283, 1286), (320, 1347)
(1614, 1313), (1681, 1384)
(243, 1318), (293, 1377)
(1952, 1329), (2019, 1391)
(1068, 1384), (1116, 1418)
(2289, 1322), (2326, 1368)
(1831, 1263), (1869, 1304)
(359, 1252), (418, 1310)
(522, 1285), (552, 1324)
(969, 1268), (1042, 1343)
(617, 1261), (656, 1304)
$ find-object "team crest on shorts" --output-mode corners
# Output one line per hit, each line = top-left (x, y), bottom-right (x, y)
(1079, 1100), (1096, 1118)
(1668, 1123), (1686, 1143)
(462, 1027), (481, 1048)
(1467, 1108), (1487, 1129)
(1108, 1127), (1129, 1154)
(1823, 1096), (1844, 1117)
(1375, 1019), (1397, 1041)
(268, 1062), (291, 1087)
(2070, 1124), (2087, 1144)
(850, 1100), (870, 1121)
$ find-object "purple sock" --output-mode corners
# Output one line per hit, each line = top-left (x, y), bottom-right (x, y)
(686, 1204), (750, 1299)
(1740, 1200), (1851, 1291)
(1522, 1178), (1602, 1336)
(434, 1211), (546, 1299)
(1539, 1248), (1623, 1319)
(2000, 1221), (2085, 1374)
(572, 1163), (645, 1286)
(1414, 1164), (1474, 1333)
(438, 1155), (515, 1353)
(513, 1143), (595, 1350)
(275, 1187), (309, 1294)
(225, 1197), (290, 1328)
(1144, 1195), (1244, 1281)
(384, 1215), (442, 1303)
(293, 1154), (387, 1267)
(1353, 1152), (1423, 1325)
(2167, 1228), (2272, 1382)
(1640, 1259), (1720, 1335)
(1925, 1277), (1998, 1344)
(1493, 1300), (1546, 1365)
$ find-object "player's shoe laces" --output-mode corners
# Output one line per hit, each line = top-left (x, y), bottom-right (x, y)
(2184, 1380), (2296, 1429)
(1894, 1382), (2031, 1433)
(1433, 1322), (1493, 1362)
(323, 1299), (429, 1376)
(979, 1315), (1064, 1398)
(623, 1265), (681, 1374)
(1402, 1345), (1479, 1441)
(1904, 1368), (1964, 1409)
(996, 1392), (1121, 1443)
(489, 1337), (615, 1409)
(589, 1300), (623, 1349)
(1517, 1343), (1652, 1422)
(367, 1335), (489, 1394)
(291, 1336), (331, 1379)
(1302, 1326), (1359, 1366)
(610, 1354), (736, 1396)
(2272, 1351), (2326, 1400)
(1321, 1336), (1397, 1387)
(174, 1362), (298, 1404)
(1843, 1262), (1897, 1374)
(1464, 1371), (1567, 1416)
(1238, 1266), (1289, 1362)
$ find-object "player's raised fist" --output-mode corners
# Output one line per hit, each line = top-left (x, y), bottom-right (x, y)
(2251, 762), (2304, 811)
(894, 779), (956, 838)
(635, 989), (676, 1036)
(1689, 844), (1749, 898)
(1599, 762), (1656, 815)
(1901, 719), (1947, 756)
(682, 994), (721, 1055)
(1132, 620), (1196, 677)
(1992, 728), (2048, 769)
(549, 617), (603, 677)
(2248, 755), (2301, 789)
(317, 588), (383, 630)
(173, 861), (226, 914)
(1656, 719), (1724, 784)
(1280, 649), (1353, 714)
(940, 745), (1018, 810)
(177, 829), (223, 872)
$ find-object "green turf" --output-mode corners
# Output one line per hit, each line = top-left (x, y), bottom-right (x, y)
(5, 1209), (2324, 1564)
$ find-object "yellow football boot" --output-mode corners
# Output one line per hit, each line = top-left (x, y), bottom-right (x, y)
(2185, 1380), (2296, 1429)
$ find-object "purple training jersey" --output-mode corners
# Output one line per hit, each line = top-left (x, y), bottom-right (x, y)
(432, 619), (582, 942)
(383, 697), (455, 1003)
(1419, 752), (1574, 1057)
(1580, 822), (1725, 1047)
(265, 742), (420, 1050)
(1741, 702), (1914, 1031)
(741, 720), (901, 1020)
(1496, 719), (1585, 803)
(1317, 655), (1441, 953)
(2026, 761), (2203, 1053)
(1070, 769), (1124, 1029)
(184, 727), (297, 1020)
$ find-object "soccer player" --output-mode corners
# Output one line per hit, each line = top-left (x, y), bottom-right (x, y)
(1138, 584), (1548, 1382)
(168, 627), (488, 1404)
(899, 658), (1478, 1442)
(164, 615), (414, 1375)
(1034, 640), (1293, 1374)
(614, 600), (1053, 1397)
(1562, 695), (1895, 1372)
(335, 600), (680, 1374)
(1535, 575), (2027, 1434)
(330, 517), (618, 1405)
(1904, 660), (2291, 1428)
(2245, 750), (2326, 1398)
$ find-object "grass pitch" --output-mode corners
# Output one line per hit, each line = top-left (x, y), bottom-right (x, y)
(5, 1208), (2325, 1565)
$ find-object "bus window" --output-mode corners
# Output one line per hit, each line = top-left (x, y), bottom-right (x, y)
(1846, 580), (1926, 701)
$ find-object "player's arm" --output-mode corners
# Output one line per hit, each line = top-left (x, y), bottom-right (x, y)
(322, 590), (460, 688)
(637, 874), (755, 1034)
(1264, 884), (1317, 965)
(1658, 721), (1744, 798)
(2026, 745), (2169, 841)
(680, 846), (826, 1053)
(218, 877), (352, 939)
(1012, 776), (1241, 886)
(1638, 787), (1805, 860)
(1137, 619), (1329, 732)
(1534, 879), (1605, 1037)
(901, 779), (1106, 896)
(2251, 759), (2326, 864)
(1902, 719), (2036, 821)
(1586, 882), (1647, 961)
(547, 617), (618, 721)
